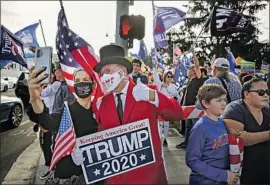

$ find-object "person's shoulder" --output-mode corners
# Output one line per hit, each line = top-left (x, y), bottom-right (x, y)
(192, 117), (207, 130)
(262, 105), (270, 115)
(204, 77), (220, 84)
(227, 99), (244, 109)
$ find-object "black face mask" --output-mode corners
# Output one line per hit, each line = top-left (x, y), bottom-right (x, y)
(74, 82), (93, 98)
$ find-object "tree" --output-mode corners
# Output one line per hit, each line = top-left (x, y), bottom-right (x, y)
(166, 0), (270, 68)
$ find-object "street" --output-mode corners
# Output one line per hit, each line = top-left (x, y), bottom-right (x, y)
(0, 89), (37, 183)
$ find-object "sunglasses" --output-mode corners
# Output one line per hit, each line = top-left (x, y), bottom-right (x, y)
(248, 89), (270, 96)
(167, 75), (173, 78)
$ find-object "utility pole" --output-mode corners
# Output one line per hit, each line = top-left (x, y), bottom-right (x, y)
(115, 0), (129, 55)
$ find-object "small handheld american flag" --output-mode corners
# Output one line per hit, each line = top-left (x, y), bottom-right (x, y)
(49, 101), (76, 171)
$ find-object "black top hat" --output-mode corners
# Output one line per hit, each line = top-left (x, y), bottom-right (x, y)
(93, 44), (133, 74)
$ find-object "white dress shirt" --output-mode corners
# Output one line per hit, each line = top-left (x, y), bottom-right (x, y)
(113, 81), (129, 112)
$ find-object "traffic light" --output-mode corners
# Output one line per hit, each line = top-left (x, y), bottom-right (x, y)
(119, 14), (145, 40)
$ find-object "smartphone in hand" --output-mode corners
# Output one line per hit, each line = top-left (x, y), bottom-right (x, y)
(34, 47), (53, 84)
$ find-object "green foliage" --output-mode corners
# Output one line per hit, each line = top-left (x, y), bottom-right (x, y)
(166, 0), (270, 68)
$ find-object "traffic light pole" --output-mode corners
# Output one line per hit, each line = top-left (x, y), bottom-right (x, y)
(115, 0), (129, 55)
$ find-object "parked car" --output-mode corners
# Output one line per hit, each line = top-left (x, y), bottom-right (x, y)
(1, 76), (18, 89)
(0, 79), (9, 92)
(15, 72), (30, 107)
(0, 96), (24, 127)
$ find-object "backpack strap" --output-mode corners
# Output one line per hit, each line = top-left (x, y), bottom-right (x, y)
(217, 77), (232, 103)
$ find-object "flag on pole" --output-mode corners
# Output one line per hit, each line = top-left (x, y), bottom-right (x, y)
(0, 25), (27, 68)
(154, 6), (186, 30)
(56, 9), (101, 93)
(210, 6), (254, 36)
(225, 47), (239, 75)
(49, 103), (76, 171)
(138, 40), (148, 62)
(174, 57), (188, 89)
(15, 22), (40, 58)
(153, 13), (168, 49)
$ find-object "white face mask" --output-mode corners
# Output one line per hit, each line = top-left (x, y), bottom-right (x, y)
(100, 70), (125, 93)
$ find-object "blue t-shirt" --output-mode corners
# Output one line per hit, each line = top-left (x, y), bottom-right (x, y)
(186, 115), (229, 184)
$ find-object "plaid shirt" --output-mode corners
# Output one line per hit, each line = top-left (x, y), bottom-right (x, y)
(204, 74), (242, 102)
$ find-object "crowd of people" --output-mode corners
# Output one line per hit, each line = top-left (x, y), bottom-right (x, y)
(27, 44), (269, 185)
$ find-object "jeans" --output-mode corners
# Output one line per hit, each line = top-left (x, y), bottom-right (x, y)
(39, 131), (53, 166)
(184, 118), (198, 145)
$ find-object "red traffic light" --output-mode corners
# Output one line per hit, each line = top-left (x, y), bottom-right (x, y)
(121, 17), (132, 36)
(119, 14), (145, 40)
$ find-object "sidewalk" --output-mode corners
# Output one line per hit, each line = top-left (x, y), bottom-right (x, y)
(35, 128), (190, 184)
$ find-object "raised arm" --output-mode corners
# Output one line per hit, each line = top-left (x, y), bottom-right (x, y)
(191, 48), (202, 79)
(152, 68), (162, 90)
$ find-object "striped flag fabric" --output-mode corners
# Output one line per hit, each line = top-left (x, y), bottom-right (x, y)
(56, 8), (101, 93)
(229, 134), (244, 184)
(49, 102), (76, 171)
(138, 40), (148, 62)
(261, 61), (269, 74)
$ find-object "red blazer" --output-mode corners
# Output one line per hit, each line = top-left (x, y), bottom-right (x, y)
(95, 80), (183, 184)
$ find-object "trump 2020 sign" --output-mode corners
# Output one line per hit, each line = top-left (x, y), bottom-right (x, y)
(76, 119), (155, 184)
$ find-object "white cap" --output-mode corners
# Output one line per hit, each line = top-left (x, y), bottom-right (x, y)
(212, 58), (230, 69)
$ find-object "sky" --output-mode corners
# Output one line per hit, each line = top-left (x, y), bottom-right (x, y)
(1, 1), (269, 55)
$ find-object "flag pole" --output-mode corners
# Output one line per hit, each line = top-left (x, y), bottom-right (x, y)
(189, 2), (218, 51)
(39, 19), (47, 47)
(151, 0), (158, 70)
(151, 0), (155, 16)
(59, 0), (64, 9)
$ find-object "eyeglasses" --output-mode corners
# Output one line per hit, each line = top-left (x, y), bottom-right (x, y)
(248, 89), (270, 96)
(167, 76), (173, 78)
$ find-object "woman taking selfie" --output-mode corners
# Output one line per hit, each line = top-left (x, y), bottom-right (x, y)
(28, 66), (101, 185)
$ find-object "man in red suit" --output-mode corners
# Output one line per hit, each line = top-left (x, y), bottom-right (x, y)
(74, 45), (184, 184)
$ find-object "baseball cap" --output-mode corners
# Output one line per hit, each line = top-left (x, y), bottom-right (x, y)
(212, 58), (230, 69)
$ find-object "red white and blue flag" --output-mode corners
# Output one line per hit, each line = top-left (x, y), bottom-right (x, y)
(0, 25), (26, 68)
(56, 9), (101, 93)
(49, 102), (76, 171)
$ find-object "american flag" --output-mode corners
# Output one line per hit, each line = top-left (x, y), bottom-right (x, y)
(174, 57), (188, 89)
(56, 9), (101, 93)
(49, 103), (76, 171)
(229, 134), (244, 184)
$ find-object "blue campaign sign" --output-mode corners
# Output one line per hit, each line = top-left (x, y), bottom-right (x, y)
(76, 119), (155, 184)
